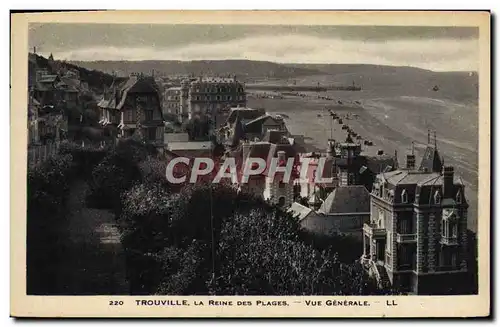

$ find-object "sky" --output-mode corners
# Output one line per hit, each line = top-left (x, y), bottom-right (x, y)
(28, 24), (479, 72)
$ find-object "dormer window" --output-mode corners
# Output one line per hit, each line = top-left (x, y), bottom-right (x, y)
(401, 189), (408, 204)
(434, 190), (441, 205)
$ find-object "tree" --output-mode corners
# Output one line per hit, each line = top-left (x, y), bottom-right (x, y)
(182, 115), (211, 141)
(117, 182), (390, 296)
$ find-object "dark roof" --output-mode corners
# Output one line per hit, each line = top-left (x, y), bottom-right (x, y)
(419, 145), (443, 173)
(225, 108), (265, 125)
(245, 115), (279, 128)
(262, 130), (289, 144)
(98, 75), (161, 110)
(319, 185), (370, 214)
(379, 169), (465, 187)
(288, 202), (315, 221)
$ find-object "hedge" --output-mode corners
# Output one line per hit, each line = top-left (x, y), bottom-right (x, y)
(26, 154), (75, 294)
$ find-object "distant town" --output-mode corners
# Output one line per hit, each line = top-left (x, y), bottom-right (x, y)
(27, 52), (477, 296)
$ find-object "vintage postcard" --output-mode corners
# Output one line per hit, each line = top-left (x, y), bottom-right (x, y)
(11, 11), (490, 318)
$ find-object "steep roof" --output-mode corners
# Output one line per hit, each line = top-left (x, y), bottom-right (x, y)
(319, 185), (370, 215)
(225, 108), (265, 125)
(419, 145), (443, 173)
(288, 202), (314, 221)
(262, 130), (289, 144)
(98, 75), (161, 110)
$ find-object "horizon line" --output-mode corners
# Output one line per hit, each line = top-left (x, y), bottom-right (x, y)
(30, 53), (478, 74)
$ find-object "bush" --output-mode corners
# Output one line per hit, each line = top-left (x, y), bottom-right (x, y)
(117, 182), (388, 296)
(26, 154), (75, 294)
(59, 141), (109, 178)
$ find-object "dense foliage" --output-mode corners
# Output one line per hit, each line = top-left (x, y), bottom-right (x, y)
(27, 154), (75, 294)
(182, 115), (211, 141)
(86, 138), (153, 211)
(118, 181), (385, 296)
(59, 141), (109, 178)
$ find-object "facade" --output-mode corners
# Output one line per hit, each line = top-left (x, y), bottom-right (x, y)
(97, 73), (164, 148)
(164, 87), (181, 118)
(303, 185), (370, 239)
(244, 115), (288, 141)
(362, 141), (470, 294)
(238, 141), (298, 208)
(297, 140), (337, 207)
(33, 70), (79, 109)
(179, 76), (246, 124)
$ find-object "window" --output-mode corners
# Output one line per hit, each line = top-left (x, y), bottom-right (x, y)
(451, 252), (457, 267)
(434, 190), (441, 204)
(216, 95), (221, 101)
(145, 110), (153, 121)
(378, 209), (385, 228)
(196, 96), (201, 101)
(156, 127), (163, 140)
(451, 222), (458, 238)
(456, 190), (462, 204)
(278, 196), (286, 207)
(125, 109), (134, 122)
(279, 181), (285, 189)
(147, 128), (156, 141)
(401, 189), (408, 203)
(227, 95), (232, 101)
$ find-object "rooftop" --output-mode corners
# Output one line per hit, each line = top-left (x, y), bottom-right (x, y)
(380, 169), (464, 186)
(319, 185), (371, 215)
(167, 141), (213, 151)
(288, 202), (314, 221)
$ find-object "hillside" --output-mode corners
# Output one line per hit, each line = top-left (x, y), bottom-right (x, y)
(29, 53), (123, 94)
(68, 59), (322, 81)
(68, 59), (478, 103)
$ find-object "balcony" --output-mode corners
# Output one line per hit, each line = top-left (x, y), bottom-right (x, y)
(363, 223), (386, 239)
(396, 233), (417, 243)
(440, 236), (459, 246)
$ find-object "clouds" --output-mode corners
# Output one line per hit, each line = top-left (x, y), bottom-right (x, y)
(46, 33), (479, 72)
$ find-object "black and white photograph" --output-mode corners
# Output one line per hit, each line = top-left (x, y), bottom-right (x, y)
(11, 10), (490, 318)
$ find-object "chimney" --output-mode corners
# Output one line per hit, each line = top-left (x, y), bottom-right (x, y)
(406, 141), (416, 170)
(406, 154), (416, 170)
(327, 139), (335, 157)
(443, 166), (454, 198)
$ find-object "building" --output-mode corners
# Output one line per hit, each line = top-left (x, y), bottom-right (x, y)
(362, 137), (470, 294)
(178, 76), (246, 123)
(236, 140), (298, 207)
(164, 86), (181, 118)
(164, 132), (190, 143)
(306, 185), (371, 238)
(244, 114), (288, 141)
(97, 73), (164, 148)
(32, 70), (79, 109)
(288, 202), (320, 222)
(166, 141), (213, 158)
